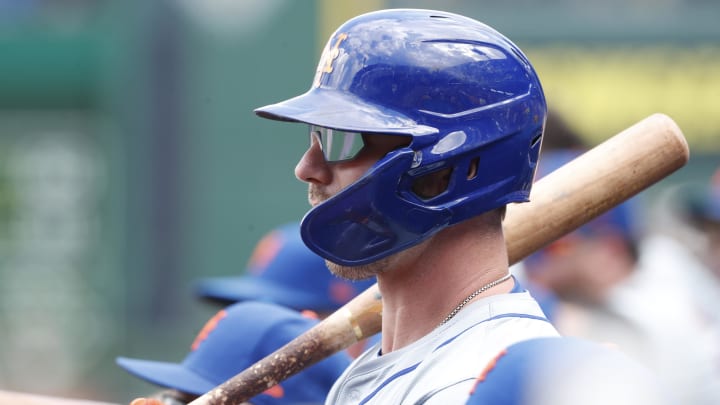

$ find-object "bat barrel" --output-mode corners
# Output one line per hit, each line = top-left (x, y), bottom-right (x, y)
(505, 113), (688, 264)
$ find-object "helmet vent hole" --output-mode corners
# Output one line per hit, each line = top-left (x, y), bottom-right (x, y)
(429, 15), (450, 19)
(467, 157), (480, 180)
(412, 167), (453, 200)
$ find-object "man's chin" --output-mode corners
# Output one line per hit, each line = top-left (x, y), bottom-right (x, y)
(308, 187), (331, 208)
(308, 193), (323, 207)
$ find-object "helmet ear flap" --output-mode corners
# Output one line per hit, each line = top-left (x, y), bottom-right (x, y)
(300, 149), (454, 266)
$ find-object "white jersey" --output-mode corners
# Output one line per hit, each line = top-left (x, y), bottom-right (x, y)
(325, 282), (559, 404)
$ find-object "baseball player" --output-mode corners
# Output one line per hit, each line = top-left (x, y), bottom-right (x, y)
(127, 8), (665, 405)
(251, 9), (560, 404)
(118, 301), (352, 405)
(681, 167), (720, 277)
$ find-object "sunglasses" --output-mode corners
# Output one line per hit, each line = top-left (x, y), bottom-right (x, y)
(310, 125), (365, 162)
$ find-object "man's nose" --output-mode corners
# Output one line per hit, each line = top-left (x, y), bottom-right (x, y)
(295, 133), (331, 184)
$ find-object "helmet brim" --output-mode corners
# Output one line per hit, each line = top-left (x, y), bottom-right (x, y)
(254, 88), (437, 136)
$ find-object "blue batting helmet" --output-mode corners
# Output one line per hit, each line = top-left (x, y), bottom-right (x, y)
(255, 9), (546, 266)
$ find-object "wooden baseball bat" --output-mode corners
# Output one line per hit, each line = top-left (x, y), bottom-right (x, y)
(189, 113), (689, 405)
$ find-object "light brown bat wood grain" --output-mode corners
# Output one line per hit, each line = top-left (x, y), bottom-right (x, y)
(189, 113), (689, 405)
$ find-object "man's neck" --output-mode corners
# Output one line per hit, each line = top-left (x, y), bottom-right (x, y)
(376, 216), (512, 353)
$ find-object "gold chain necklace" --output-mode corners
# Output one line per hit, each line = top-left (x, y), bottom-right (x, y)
(438, 273), (512, 327)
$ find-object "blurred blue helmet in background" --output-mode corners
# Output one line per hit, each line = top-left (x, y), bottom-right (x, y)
(256, 9), (546, 266)
(195, 222), (375, 312)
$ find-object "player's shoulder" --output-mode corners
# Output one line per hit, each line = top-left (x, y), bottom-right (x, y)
(465, 336), (673, 405)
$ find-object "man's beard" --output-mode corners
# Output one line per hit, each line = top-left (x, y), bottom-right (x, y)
(325, 256), (390, 281)
(309, 184), (392, 280)
(308, 185), (332, 207)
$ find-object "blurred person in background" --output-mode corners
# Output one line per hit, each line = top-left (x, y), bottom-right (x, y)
(523, 155), (646, 351)
(540, 109), (587, 151)
(194, 221), (379, 357)
(644, 169), (720, 327)
(117, 301), (352, 405)
(508, 110), (587, 322)
(630, 167), (720, 405)
(523, 151), (720, 404)
(195, 222), (375, 316)
(679, 167), (720, 283)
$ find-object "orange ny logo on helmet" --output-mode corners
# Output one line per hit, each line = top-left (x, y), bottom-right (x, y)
(313, 33), (348, 88)
(190, 309), (227, 351)
(247, 230), (284, 275)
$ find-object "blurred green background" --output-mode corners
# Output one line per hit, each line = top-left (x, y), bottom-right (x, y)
(0, 0), (717, 403)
